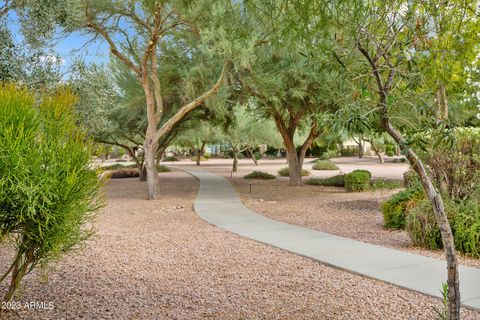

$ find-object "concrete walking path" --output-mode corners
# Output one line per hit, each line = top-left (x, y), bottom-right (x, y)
(182, 168), (480, 310)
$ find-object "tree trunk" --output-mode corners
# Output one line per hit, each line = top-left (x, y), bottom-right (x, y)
(195, 149), (201, 166)
(232, 146), (238, 172)
(358, 139), (364, 158)
(286, 144), (302, 186)
(383, 119), (460, 320)
(247, 148), (258, 166)
(143, 138), (160, 200)
(368, 140), (384, 164)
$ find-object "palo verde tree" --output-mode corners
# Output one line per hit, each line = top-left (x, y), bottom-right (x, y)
(0, 84), (104, 302)
(323, 1), (479, 318)
(223, 107), (282, 172)
(68, 1), (255, 200)
(239, 47), (346, 185)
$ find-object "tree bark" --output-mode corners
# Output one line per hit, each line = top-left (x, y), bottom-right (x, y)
(436, 83), (449, 121)
(286, 144), (302, 186)
(232, 146), (239, 172)
(247, 148), (258, 166)
(143, 138), (160, 200)
(368, 139), (384, 164)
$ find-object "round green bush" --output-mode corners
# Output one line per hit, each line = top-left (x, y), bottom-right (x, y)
(243, 171), (276, 179)
(278, 167), (310, 177)
(452, 200), (480, 258)
(312, 160), (339, 170)
(382, 186), (425, 229)
(344, 170), (372, 192)
(386, 150), (395, 156)
(162, 156), (178, 162)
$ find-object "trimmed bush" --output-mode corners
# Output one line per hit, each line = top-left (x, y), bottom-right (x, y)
(190, 156), (208, 162)
(382, 187), (425, 229)
(306, 175), (345, 187)
(243, 171), (276, 179)
(386, 150), (395, 156)
(344, 170), (372, 192)
(103, 163), (136, 170)
(312, 160), (339, 170)
(278, 167), (310, 177)
(109, 168), (140, 178)
(156, 164), (171, 172)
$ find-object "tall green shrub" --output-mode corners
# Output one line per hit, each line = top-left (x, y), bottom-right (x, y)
(382, 187), (425, 229)
(0, 84), (104, 301)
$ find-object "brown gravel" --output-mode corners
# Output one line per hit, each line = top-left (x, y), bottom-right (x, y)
(1, 170), (479, 319)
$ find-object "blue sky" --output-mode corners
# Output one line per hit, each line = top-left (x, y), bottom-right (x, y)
(7, 12), (110, 76)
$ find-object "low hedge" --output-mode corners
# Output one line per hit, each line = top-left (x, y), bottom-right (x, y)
(108, 168), (139, 178)
(278, 167), (310, 177)
(312, 160), (339, 171)
(156, 164), (171, 172)
(344, 170), (372, 192)
(306, 175), (345, 187)
(244, 171), (276, 179)
(102, 163), (136, 170)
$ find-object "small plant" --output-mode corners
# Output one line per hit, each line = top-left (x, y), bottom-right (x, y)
(452, 199), (480, 258)
(243, 171), (276, 179)
(203, 153), (211, 159)
(432, 283), (449, 320)
(162, 156), (178, 162)
(344, 170), (372, 192)
(312, 160), (339, 170)
(383, 186), (425, 229)
(306, 175), (345, 187)
(278, 167), (310, 177)
(156, 164), (171, 172)
(370, 178), (402, 190)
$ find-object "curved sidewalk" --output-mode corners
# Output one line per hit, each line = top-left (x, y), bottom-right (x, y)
(183, 168), (480, 310)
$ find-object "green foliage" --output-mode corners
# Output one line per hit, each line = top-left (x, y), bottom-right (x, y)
(278, 167), (310, 177)
(162, 156), (178, 162)
(370, 179), (402, 190)
(344, 170), (372, 192)
(102, 163), (136, 170)
(403, 170), (420, 188)
(190, 156), (208, 162)
(108, 168), (139, 179)
(406, 199), (443, 250)
(425, 128), (480, 200)
(0, 84), (104, 300)
(317, 150), (338, 160)
(156, 164), (171, 173)
(312, 160), (339, 170)
(243, 171), (276, 180)
(452, 200), (480, 258)
(306, 175), (345, 187)
(383, 187), (425, 229)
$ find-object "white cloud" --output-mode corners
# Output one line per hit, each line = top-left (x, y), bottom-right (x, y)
(39, 55), (66, 65)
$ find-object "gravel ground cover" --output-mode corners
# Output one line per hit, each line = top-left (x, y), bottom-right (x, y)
(1, 170), (479, 319)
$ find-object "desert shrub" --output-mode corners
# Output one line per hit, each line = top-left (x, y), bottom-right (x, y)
(312, 160), (339, 170)
(103, 163), (136, 170)
(306, 175), (345, 187)
(203, 153), (211, 159)
(109, 168), (140, 178)
(403, 169), (420, 188)
(156, 164), (171, 172)
(162, 156), (178, 162)
(425, 128), (480, 200)
(370, 178), (402, 190)
(0, 85), (104, 301)
(385, 144), (395, 155)
(253, 152), (262, 160)
(344, 170), (372, 192)
(452, 200), (480, 258)
(278, 167), (310, 177)
(382, 186), (425, 229)
(406, 199), (443, 250)
(318, 150), (338, 160)
(386, 150), (395, 156)
(243, 171), (276, 179)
